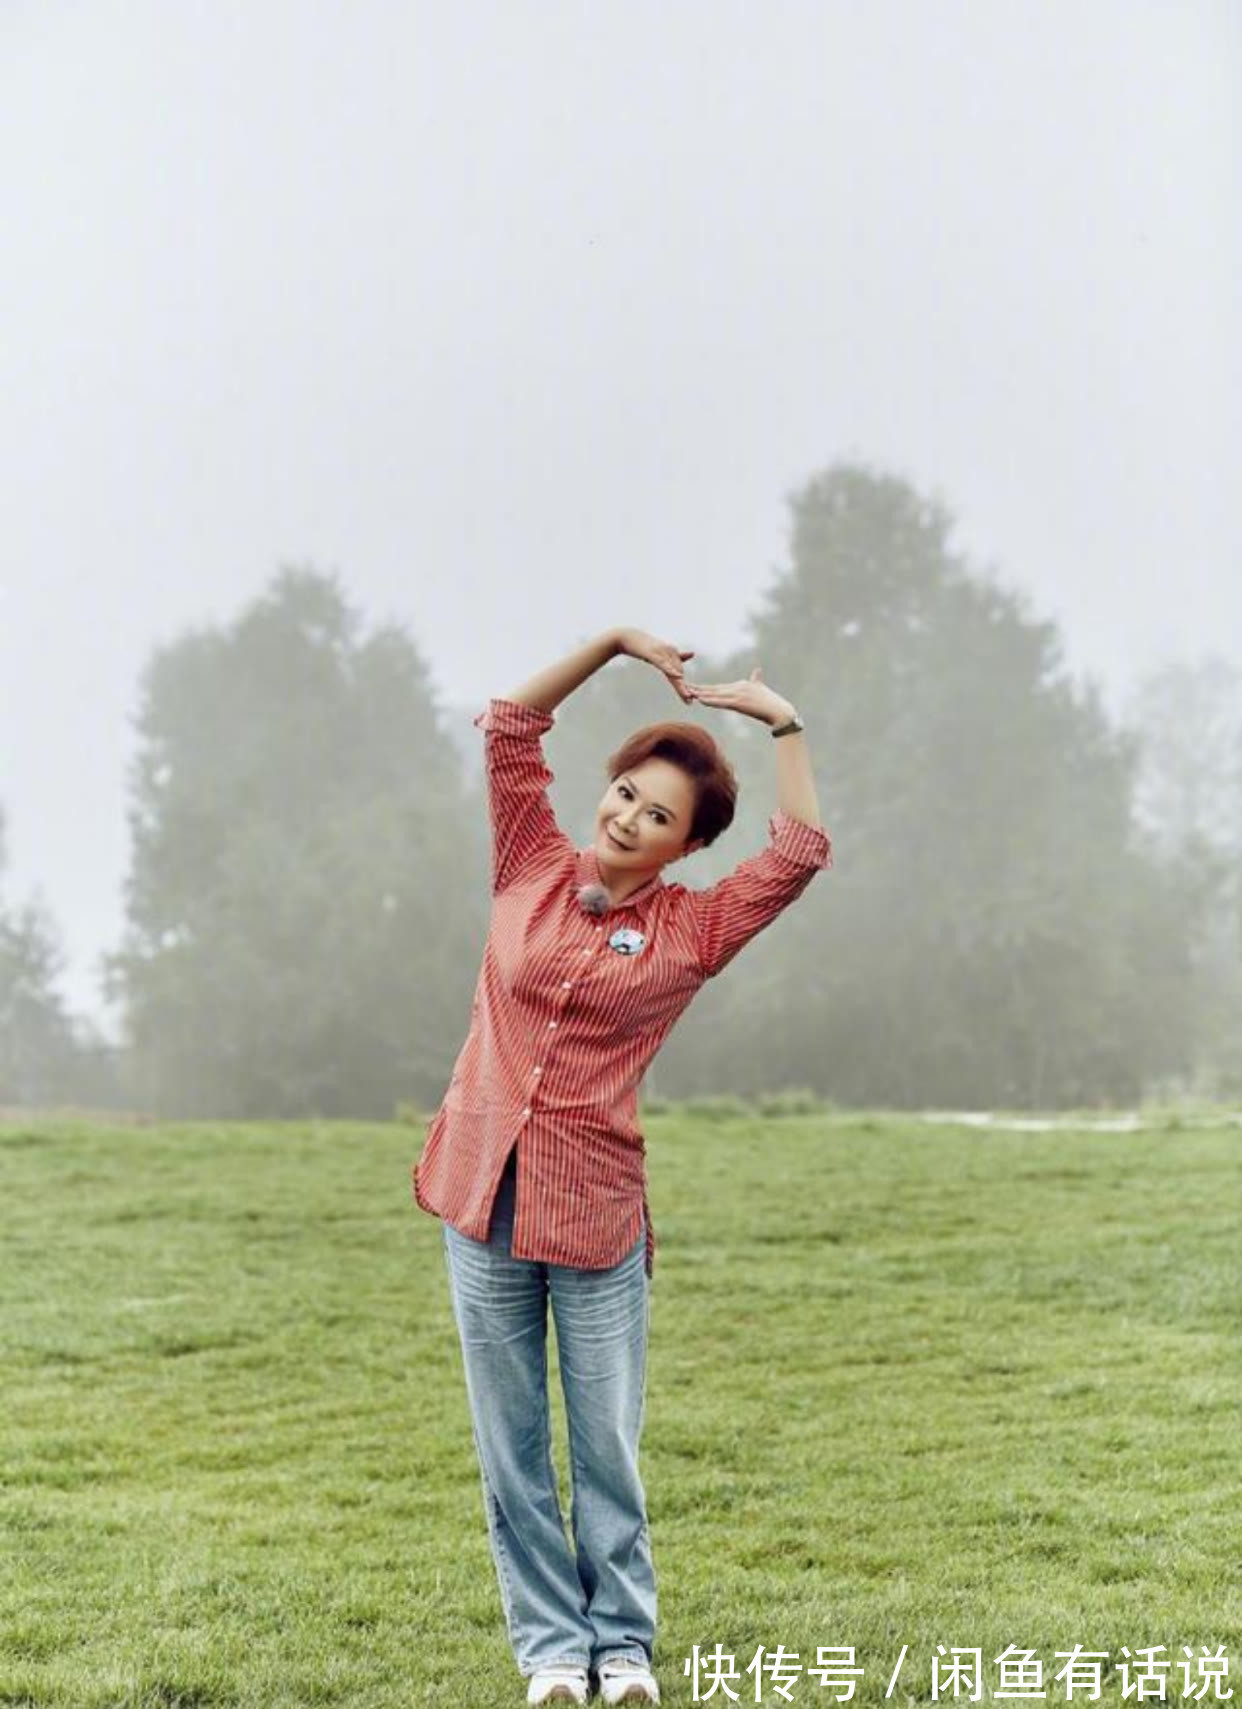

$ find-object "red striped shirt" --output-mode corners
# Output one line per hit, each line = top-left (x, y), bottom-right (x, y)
(411, 696), (832, 1279)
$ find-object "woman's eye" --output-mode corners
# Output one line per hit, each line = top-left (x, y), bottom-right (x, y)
(619, 785), (664, 824)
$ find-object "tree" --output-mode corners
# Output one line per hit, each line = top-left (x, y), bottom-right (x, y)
(106, 568), (486, 1118)
(655, 461), (1194, 1107)
(0, 807), (99, 1106)
(1125, 656), (1242, 1097)
(1127, 655), (1242, 860)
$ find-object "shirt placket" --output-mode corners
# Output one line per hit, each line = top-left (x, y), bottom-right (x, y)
(518, 917), (614, 1123)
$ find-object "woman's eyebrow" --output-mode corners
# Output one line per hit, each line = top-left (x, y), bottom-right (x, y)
(622, 775), (677, 820)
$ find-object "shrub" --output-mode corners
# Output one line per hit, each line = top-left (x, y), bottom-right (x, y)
(754, 1086), (832, 1117)
(677, 1093), (756, 1121)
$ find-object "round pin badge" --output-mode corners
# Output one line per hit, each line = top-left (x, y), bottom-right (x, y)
(608, 927), (646, 956)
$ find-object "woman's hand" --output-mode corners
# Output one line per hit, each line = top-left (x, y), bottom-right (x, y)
(682, 666), (796, 728)
(613, 627), (697, 703)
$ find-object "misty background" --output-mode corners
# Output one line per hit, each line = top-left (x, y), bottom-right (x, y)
(2, 1), (1239, 1113)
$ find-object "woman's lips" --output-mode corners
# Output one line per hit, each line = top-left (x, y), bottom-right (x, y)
(607, 830), (634, 850)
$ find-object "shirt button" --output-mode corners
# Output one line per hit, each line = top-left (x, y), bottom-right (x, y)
(561, 980), (572, 989)
(533, 1066), (542, 1075)
(548, 1021), (557, 1029)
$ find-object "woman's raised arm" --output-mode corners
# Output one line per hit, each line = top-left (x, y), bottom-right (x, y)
(503, 629), (622, 715)
(684, 665), (823, 828)
(504, 627), (696, 714)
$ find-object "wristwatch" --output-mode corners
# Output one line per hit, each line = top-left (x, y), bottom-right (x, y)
(770, 710), (805, 738)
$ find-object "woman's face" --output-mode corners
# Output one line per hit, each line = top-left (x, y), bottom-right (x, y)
(594, 758), (704, 887)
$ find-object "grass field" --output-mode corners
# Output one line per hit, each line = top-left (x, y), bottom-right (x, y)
(2, 1112), (1238, 1708)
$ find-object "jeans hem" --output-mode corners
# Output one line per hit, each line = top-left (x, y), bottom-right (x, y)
(523, 1657), (592, 1678)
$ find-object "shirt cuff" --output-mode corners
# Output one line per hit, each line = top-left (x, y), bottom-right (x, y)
(767, 809), (833, 871)
(473, 697), (556, 735)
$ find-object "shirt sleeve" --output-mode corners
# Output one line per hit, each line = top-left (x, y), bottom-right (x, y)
(473, 697), (573, 896)
(688, 809), (833, 978)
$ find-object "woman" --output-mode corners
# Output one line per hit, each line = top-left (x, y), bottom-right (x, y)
(412, 625), (831, 1706)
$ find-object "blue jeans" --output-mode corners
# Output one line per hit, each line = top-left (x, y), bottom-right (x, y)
(441, 1146), (656, 1678)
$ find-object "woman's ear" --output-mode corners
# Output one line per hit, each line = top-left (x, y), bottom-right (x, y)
(682, 836), (706, 859)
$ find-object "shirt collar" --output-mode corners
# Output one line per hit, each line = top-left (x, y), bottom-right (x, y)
(575, 845), (666, 916)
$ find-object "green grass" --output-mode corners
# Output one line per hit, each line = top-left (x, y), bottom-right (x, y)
(1, 1113), (1238, 1707)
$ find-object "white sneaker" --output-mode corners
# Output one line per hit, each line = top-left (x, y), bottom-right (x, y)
(598, 1657), (660, 1704)
(526, 1663), (590, 1705)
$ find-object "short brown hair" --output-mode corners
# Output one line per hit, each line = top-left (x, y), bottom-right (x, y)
(605, 723), (738, 850)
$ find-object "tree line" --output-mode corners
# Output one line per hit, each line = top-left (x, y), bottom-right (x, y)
(4, 460), (1239, 1115)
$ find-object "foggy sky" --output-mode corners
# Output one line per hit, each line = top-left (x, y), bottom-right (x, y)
(2, 0), (1238, 1031)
